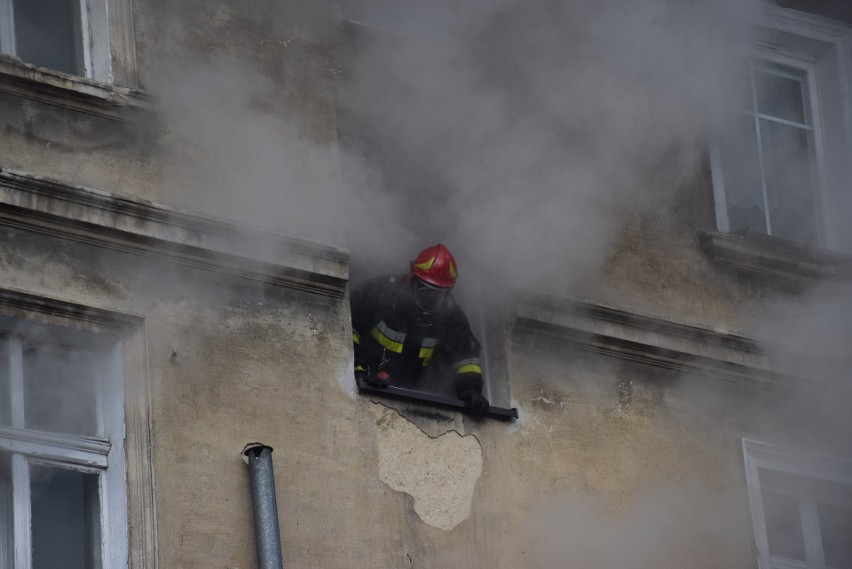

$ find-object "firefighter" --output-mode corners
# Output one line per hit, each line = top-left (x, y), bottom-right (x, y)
(350, 244), (490, 415)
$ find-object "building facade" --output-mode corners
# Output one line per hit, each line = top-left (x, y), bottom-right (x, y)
(0, 0), (850, 568)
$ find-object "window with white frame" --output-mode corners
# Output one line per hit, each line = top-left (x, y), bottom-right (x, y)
(0, 0), (136, 85)
(0, 0), (105, 79)
(711, 7), (852, 254)
(743, 439), (852, 569)
(716, 56), (823, 244)
(0, 317), (127, 569)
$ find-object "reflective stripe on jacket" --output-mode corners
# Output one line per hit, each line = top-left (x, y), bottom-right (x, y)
(350, 274), (483, 393)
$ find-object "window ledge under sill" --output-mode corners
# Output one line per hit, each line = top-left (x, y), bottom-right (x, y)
(356, 378), (519, 420)
(699, 230), (852, 284)
(0, 55), (155, 122)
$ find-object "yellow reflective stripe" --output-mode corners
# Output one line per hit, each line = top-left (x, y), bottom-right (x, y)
(352, 331), (360, 345)
(376, 320), (406, 342)
(371, 327), (403, 353)
(414, 256), (435, 270)
(418, 347), (435, 359)
(355, 365), (366, 372)
(456, 363), (482, 375)
(449, 261), (458, 279)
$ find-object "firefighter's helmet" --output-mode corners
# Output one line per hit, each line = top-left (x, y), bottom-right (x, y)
(410, 244), (458, 288)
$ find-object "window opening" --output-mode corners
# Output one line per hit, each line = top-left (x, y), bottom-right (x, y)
(6, 0), (86, 76)
(0, 319), (124, 569)
(743, 440), (852, 569)
(30, 461), (102, 569)
(719, 58), (822, 244)
(710, 8), (852, 254)
(351, 264), (518, 420)
(0, 0), (124, 83)
(336, 37), (517, 419)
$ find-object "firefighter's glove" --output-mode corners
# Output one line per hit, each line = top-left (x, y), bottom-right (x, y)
(460, 389), (490, 416)
(356, 368), (390, 389)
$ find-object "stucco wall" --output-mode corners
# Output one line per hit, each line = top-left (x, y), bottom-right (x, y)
(0, 223), (351, 567)
(0, 0), (343, 245)
(1, 184), (850, 569)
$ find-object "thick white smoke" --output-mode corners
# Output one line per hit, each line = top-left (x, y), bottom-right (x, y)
(154, 55), (344, 245)
(339, 0), (758, 294)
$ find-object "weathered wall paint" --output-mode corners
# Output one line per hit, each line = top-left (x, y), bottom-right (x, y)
(372, 403), (483, 530)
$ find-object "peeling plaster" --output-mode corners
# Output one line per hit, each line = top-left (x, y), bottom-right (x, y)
(371, 403), (483, 530)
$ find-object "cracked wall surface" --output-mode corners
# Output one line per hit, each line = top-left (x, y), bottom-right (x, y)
(371, 404), (483, 530)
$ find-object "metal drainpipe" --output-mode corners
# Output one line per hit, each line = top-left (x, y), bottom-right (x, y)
(242, 443), (284, 569)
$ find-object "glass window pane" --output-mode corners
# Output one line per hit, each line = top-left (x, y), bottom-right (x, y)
(762, 489), (807, 561)
(30, 462), (101, 569)
(12, 0), (84, 75)
(723, 115), (767, 233)
(759, 119), (819, 243)
(23, 343), (99, 436)
(0, 453), (12, 569)
(756, 67), (807, 125)
(818, 502), (852, 569)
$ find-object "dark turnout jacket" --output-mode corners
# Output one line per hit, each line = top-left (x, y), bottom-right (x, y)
(350, 275), (483, 397)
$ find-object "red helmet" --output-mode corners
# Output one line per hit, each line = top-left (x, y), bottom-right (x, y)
(410, 244), (458, 288)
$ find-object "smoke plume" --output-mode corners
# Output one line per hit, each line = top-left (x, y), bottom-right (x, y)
(339, 0), (757, 294)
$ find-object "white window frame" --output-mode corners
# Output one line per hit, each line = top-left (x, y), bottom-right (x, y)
(0, 0), (110, 80)
(0, 0), (137, 86)
(0, 289), (156, 569)
(710, 5), (852, 253)
(0, 322), (128, 569)
(742, 438), (852, 569)
(712, 54), (827, 240)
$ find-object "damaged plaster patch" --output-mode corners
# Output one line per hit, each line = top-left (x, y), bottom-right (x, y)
(371, 403), (483, 530)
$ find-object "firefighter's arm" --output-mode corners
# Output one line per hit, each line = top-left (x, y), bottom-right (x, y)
(350, 279), (391, 387)
(445, 310), (489, 415)
(453, 354), (489, 416)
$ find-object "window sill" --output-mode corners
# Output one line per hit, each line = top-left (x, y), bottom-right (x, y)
(699, 230), (852, 284)
(0, 55), (154, 122)
(356, 378), (518, 420)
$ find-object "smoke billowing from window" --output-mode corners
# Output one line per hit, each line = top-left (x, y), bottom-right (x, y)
(338, 0), (756, 292)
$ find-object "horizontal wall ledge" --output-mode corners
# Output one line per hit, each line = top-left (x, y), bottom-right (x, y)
(512, 295), (842, 392)
(0, 56), (154, 122)
(0, 168), (350, 298)
(700, 230), (852, 284)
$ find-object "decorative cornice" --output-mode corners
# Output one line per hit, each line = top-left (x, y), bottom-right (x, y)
(0, 287), (144, 331)
(512, 295), (838, 392)
(700, 230), (852, 284)
(0, 56), (154, 121)
(0, 168), (350, 298)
